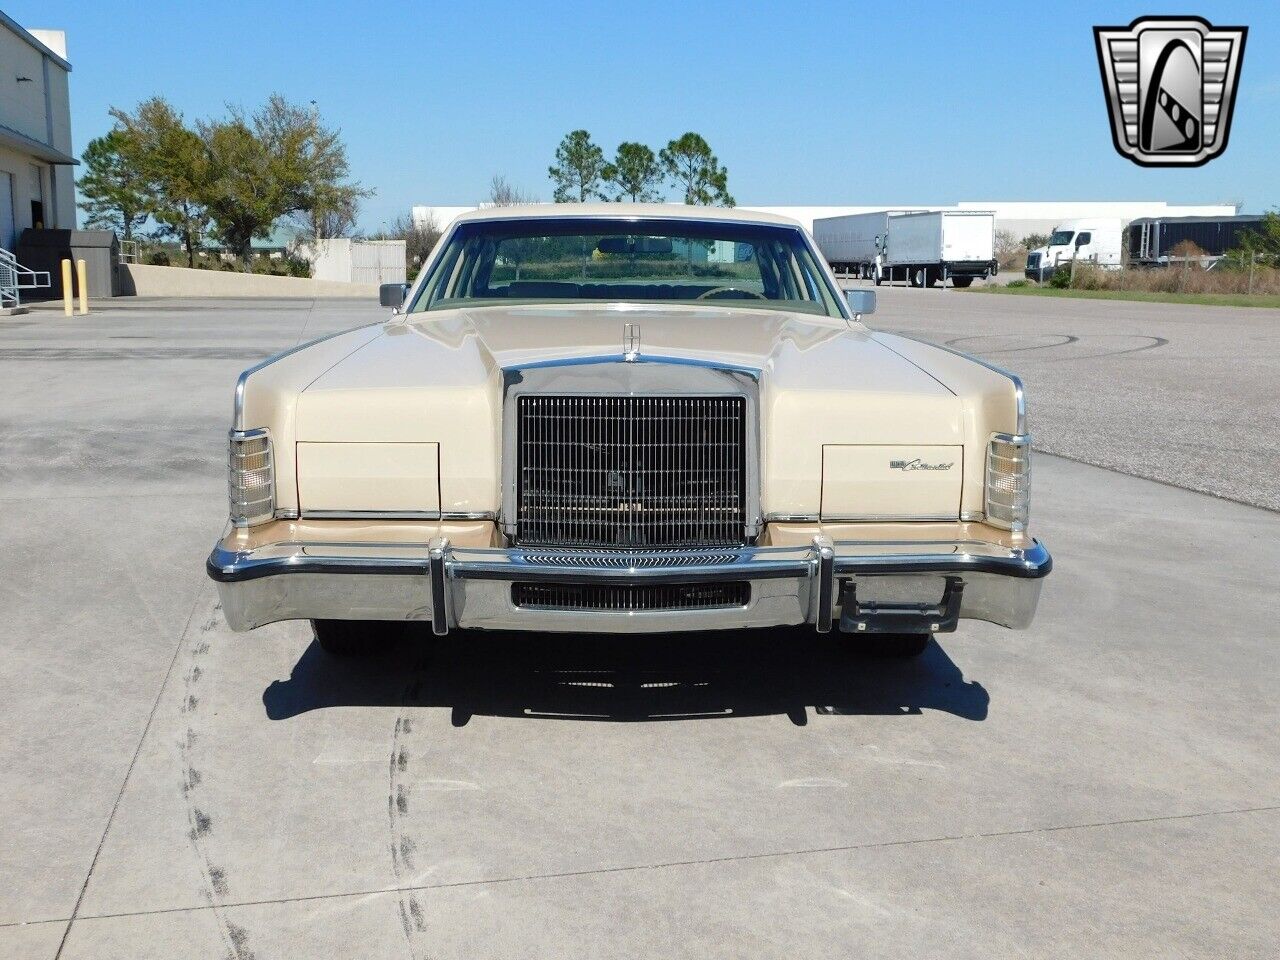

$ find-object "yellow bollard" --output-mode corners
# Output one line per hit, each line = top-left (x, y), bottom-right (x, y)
(77, 259), (89, 315)
(61, 259), (73, 316)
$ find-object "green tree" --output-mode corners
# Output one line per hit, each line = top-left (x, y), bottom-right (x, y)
(110, 98), (211, 266)
(659, 133), (734, 206)
(199, 94), (368, 266)
(1021, 232), (1050, 250)
(548, 130), (606, 202)
(1235, 210), (1280, 266)
(602, 142), (663, 202)
(77, 130), (150, 240)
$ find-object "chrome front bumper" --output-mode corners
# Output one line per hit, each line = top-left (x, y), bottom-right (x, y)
(206, 535), (1051, 634)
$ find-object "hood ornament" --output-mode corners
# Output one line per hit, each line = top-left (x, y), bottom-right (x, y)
(623, 322), (641, 362)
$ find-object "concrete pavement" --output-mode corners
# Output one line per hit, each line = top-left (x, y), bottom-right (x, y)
(1, 296), (1277, 958)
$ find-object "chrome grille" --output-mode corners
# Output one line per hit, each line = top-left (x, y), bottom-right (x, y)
(516, 395), (747, 547)
(512, 581), (750, 611)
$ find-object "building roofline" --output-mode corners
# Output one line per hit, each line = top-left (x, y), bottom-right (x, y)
(0, 123), (78, 164)
(0, 10), (72, 70)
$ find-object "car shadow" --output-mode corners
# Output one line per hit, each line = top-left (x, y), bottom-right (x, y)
(262, 627), (989, 724)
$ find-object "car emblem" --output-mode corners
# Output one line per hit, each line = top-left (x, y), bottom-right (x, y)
(890, 459), (954, 472)
(623, 322), (640, 362)
(1094, 16), (1247, 167)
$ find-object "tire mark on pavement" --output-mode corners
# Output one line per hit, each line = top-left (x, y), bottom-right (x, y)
(388, 659), (433, 959)
(943, 333), (1169, 363)
(179, 603), (259, 960)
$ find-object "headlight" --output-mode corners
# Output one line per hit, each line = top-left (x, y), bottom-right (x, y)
(985, 433), (1031, 531)
(228, 429), (274, 526)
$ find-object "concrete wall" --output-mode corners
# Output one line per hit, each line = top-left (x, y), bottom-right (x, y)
(310, 238), (406, 284)
(121, 263), (380, 299)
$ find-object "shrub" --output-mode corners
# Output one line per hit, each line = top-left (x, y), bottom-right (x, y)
(1048, 267), (1072, 288)
(1005, 279), (1028, 288)
(147, 250), (170, 266)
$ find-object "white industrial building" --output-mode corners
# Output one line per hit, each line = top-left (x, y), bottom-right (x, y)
(412, 200), (1240, 241)
(0, 11), (75, 250)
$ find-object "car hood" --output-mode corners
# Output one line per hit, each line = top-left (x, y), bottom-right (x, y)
(302, 302), (953, 401)
(293, 303), (967, 515)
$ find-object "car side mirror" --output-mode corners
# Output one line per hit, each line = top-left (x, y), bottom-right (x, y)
(379, 283), (408, 310)
(845, 289), (876, 318)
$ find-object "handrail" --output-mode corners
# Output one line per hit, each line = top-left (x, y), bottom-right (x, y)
(0, 247), (52, 308)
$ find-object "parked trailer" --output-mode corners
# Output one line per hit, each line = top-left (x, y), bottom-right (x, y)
(813, 210), (997, 287)
(812, 211), (909, 280)
(1127, 214), (1265, 267)
(881, 210), (996, 288)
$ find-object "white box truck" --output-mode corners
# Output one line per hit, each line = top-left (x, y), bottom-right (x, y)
(882, 210), (997, 287)
(813, 210), (997, 287)
(1024, 218), (1122, 282)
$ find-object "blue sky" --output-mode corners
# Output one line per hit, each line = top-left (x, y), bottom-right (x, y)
(10, 0), (1278, 230)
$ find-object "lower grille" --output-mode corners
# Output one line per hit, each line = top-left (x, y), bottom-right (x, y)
(512, 581), (750, 612)
(516, 395), (747, 547)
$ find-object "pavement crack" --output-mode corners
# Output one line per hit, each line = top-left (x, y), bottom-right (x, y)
(50, 590), (205, 960)
(22, 802), (1278, 931)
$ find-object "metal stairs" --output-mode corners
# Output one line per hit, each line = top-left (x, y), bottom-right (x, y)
(0, 246), (51, 309)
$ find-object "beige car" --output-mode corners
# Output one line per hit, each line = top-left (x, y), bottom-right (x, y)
(207, 205), (1050, 657)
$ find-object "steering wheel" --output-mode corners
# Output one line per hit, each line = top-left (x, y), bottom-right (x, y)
(696, 286), (768, 301)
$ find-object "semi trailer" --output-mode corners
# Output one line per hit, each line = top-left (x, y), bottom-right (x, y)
(1127, 214), (1265, 268)
(814, 210), (997, 287)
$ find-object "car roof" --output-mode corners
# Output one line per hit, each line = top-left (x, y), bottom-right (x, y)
(452, 203), (804, 228)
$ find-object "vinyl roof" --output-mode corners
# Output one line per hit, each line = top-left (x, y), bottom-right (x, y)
(453, 203), (803, 227)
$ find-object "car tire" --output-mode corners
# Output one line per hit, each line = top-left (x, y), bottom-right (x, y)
(911, 268), (926, 288)
(952, 276), (974, 288)
(853, 632), (931, 658)
(311, 619), (398, 657)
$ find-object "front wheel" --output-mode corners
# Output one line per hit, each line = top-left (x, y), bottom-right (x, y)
(311, 619), (403, 657)
(951, 276), (974, 288)
(851, 632), (931, 658)
(910, 268), (927, 288)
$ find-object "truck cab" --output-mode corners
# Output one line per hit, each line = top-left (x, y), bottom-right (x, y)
(1025, 218), (1122, 282)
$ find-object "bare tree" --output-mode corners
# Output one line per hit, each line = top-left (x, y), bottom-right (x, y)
(487, 175), (538, 207)
(368, 211), (443, 278)
(994, 229), (1024, 270)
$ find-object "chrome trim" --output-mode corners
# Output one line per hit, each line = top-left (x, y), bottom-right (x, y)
(959, 510), (986, 522)
(896, 335), (1027, 435)
(820, 513), (961, 522)
(232, 326), (376, 431)
(302, 510), (443, 521)
(499, 355), (763, 545)
(274, 509), (300, 521)
(428, 537), (451, 635)
(207, 536), (1051, 633)
(297, 510), (496, 521)
(764, 513), (820, 522)
(812, 535), (835, 633)
(228, 428), (274, 529)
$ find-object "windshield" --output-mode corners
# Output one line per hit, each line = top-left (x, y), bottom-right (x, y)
(409, 217), (844, 317)
(1048, 230), (1075, 246)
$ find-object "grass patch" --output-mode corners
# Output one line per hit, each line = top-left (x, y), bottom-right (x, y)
(966, 286), (1280, 308)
